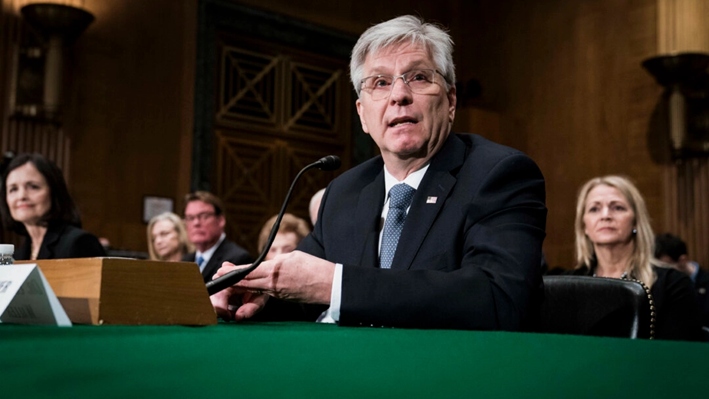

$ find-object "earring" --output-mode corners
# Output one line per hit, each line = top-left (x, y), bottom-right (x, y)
(632, 228), (637, 234)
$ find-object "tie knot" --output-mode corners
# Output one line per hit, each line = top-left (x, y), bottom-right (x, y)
(388, 183), (416, 210)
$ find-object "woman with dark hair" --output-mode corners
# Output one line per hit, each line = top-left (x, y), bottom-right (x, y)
(0, 153), (105, 260)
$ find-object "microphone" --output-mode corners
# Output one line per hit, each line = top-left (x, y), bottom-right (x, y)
(314, 155), (341, 171)
(205, 155), (341, 295)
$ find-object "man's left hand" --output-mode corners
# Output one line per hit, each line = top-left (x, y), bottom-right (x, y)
(236, 250), (335, 305)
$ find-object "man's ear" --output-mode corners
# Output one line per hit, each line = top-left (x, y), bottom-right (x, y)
(447, 86), (457, 125)
(356, 98), (369, 134)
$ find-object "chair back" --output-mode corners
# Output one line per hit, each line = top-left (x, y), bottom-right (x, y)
(537, 275), (653, 339)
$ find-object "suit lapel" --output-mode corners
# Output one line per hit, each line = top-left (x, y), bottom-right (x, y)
(37, 224), (62, 259)
(202, 241), (225, 280)
(392, 134), (466, 270)
(354, 169), (385, 268)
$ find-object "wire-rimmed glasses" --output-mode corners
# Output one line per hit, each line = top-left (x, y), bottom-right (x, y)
(360, 69), (446, 100)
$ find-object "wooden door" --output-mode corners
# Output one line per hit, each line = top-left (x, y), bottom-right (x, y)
(212, 34), (352, 254)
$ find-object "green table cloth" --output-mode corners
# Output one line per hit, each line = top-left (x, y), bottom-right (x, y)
(1, 322), (705, 398)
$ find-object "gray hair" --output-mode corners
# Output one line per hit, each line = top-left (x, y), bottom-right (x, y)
(350, 15), (456, 97)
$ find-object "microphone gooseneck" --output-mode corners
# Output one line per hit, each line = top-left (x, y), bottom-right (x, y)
(205, 155), (341, 296)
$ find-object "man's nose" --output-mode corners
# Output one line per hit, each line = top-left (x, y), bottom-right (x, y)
(389, 76), (413, 103)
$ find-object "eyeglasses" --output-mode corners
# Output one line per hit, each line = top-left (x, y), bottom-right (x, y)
(360, 69), (446, 100)
(184, 212), (216, 224)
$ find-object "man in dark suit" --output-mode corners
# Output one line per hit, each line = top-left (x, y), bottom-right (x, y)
(655, 233), (709, 328)
(182, 191), (253, 283)
(211, 15), (546, 330)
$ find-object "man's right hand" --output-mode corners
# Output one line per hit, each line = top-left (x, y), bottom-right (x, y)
(210, 262), (269, 321)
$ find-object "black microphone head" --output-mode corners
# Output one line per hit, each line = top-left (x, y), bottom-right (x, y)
(316, 155), (341, 171)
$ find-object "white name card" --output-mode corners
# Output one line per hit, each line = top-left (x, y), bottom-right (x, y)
(0, 264), (71, 326)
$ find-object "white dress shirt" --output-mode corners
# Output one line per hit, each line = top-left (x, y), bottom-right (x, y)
(318, 164), (429, 323)
(195, 233), (226, 272)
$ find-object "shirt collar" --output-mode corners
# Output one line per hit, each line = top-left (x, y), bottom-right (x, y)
(383, 163), (429, 203)
(689, 261), (700, 282)
(196, 232), (226, 262)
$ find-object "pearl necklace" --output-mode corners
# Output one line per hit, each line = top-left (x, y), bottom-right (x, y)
(592, 271), (628, 279)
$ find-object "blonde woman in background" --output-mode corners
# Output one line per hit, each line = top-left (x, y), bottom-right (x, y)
(571, 175), (701, 340)
(147, 212), (193, 261)
(258, 213), (311, 260)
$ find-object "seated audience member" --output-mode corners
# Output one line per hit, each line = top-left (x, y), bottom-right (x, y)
(258, 213), (311, 260)
(0, 153), (106, 260)
(655, 233), (709, 327)
(570, 175), (701, 340)
(308, 188), (325, 225)
(147, 212), (193, 262)
(248, 214), (315, 322)
(182, 191), (253, 283)
(211, 15), (547, 330)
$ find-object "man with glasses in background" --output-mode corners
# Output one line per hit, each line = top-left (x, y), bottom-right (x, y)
(212, 15), (546, 331)
(183, 191), (253, 283)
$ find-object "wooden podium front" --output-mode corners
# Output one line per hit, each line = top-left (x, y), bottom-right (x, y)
(21, 257), (217, 326)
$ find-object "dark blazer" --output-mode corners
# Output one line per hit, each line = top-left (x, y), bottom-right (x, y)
(184, 239), (253, 283)
(695, 268), (709, 327)
(15, 221), (106, 260)
(299, 133), (547, 330)
(571, 265), (702, 341)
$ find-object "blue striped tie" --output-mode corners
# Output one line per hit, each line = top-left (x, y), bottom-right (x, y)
(380, 183), (416, 269)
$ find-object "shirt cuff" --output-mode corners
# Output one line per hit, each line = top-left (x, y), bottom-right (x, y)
(316, 263), (342, 323)
(330, 263), (343, 321)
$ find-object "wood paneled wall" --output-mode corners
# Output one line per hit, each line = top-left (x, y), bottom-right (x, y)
(658, 0), (709, 53)
(664, 161), (709, 262)
(1, 0), (72, 175)
(0, 0), (19, 143)
(656, 0), (709, 266)
(0, 0), (197, 251)
(59, 0), (197, 251)
(454, 0), (708, 268)
(454, 0), (670, 269)
(2, 119), (71, 173)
